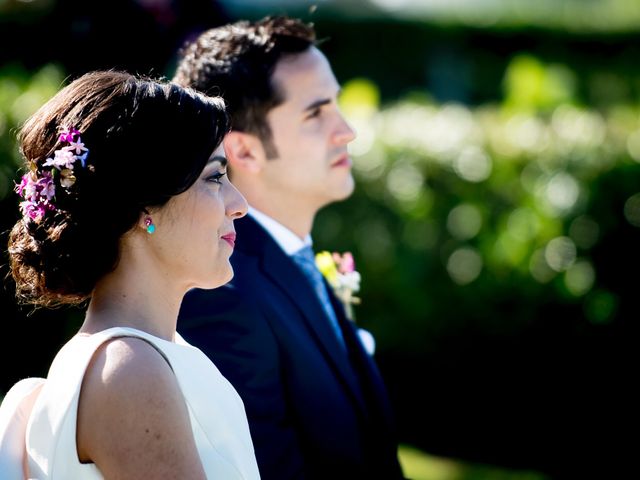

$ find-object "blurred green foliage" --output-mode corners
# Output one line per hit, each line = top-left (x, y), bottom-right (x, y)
(310, 53), (640, 356)
(0, 63), (64, 199)
(231, 0), (640, 34)
(398, 444), (549, 480)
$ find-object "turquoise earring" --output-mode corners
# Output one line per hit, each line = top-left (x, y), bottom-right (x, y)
(144, 216), (156, 234)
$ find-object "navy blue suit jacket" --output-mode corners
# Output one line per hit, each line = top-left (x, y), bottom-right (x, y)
(178, 216), (404, 479)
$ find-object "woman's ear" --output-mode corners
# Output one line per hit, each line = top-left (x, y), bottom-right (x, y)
(223, 131), (266, 174)
(140, 209), (156, 234)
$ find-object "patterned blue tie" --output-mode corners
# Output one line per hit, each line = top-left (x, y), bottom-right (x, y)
(291, 245), (346, 349)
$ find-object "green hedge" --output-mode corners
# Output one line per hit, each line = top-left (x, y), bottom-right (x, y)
(312, 55), (640, 353)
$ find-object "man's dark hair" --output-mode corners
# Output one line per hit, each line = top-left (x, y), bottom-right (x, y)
(173, 15), (316, 157)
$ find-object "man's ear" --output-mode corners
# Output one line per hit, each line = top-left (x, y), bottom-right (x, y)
(223, 131), (265, 174)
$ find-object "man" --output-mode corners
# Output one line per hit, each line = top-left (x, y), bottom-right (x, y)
(174, 16), (404, 480)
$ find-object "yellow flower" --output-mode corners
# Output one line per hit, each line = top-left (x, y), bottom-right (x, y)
(315, 250), (340, 287)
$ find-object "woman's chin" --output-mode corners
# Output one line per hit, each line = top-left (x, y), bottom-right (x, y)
(185, 261), (234, 291)
(205, 264), (234, 290)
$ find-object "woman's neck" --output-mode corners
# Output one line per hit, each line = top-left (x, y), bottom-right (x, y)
(80, 257), (182, 342)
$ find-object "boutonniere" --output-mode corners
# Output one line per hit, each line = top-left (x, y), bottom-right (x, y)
(315, 251), (361, 321)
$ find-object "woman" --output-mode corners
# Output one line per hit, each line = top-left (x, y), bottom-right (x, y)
(3, 70), (258, 479)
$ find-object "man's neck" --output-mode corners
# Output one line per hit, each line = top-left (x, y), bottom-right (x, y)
(248, 207), (312, 256)
(229, 176), (318, 239)
(249, 203), (314, 240)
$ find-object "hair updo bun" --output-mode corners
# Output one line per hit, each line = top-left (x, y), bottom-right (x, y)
(8, 70), (229, 307)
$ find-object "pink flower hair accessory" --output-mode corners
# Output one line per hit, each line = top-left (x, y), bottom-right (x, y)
(15, 126), (90, 223)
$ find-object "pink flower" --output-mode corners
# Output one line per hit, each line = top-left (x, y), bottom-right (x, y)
(37, 172), (56, 200)
(16, 174), (38, 201)
(15, 171), (56, 223)
(19, 200), (54, 222)
(332, 251), (356, 273)
(15, 175), (29, 197)
(58, 126), (80, 143)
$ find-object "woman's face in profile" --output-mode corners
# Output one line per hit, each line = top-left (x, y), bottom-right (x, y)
(149, 144), (247, 291)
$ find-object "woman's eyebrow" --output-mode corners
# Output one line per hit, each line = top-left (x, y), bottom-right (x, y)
(208, 155), (228, 167)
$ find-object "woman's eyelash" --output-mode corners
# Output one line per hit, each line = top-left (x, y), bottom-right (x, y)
(206, 172), (226, 184)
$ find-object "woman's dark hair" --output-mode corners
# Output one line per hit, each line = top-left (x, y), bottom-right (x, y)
(8, 70), (229, 307)
(172, 15), (316, 157)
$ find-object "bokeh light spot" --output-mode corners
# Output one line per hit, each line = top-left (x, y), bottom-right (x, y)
(446, 203), (482, 240)
(564, 259), (596, 296)
(569, 215), (599, 249)
(453, 146), (492, 182)
(447, 247), (483, 285)
(623, 192), (640, 227)
(545, 236), (577, 272)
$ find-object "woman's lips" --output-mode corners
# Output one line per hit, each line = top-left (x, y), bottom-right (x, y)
(221, 232), (236, 248)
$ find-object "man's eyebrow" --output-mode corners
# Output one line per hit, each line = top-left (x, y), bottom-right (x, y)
(208, 155), (228, 167)
(303, 98), (332, 112)
(303, 88), (342, 112)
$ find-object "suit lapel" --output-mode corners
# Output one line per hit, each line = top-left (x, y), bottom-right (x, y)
(329, 290), (397, 433)
(235, 217), (368, 413)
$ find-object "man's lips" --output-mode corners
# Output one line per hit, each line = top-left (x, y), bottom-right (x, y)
(331, 153), (352, 168)
(221, 232), (236, 248)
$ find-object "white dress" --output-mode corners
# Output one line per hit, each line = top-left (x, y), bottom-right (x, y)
(25, 327), (261, 479)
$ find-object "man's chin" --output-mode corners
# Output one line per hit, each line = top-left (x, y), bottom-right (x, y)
(335, 177), (355, 200)
(315, 178), (355, 209)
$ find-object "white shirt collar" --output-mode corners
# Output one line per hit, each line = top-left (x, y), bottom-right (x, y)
(248, 207), (312, 256)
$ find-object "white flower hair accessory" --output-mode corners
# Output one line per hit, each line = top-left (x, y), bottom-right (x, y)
(15, 126), (90, 223)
